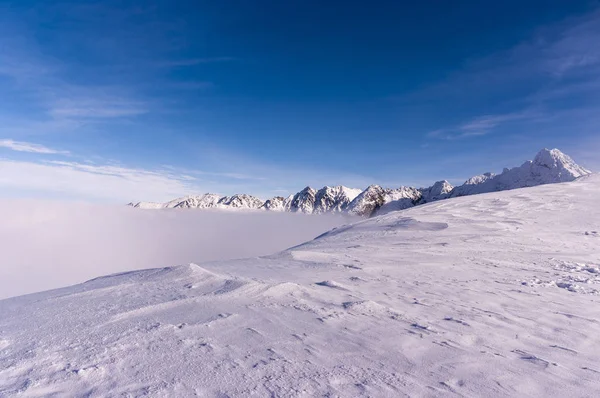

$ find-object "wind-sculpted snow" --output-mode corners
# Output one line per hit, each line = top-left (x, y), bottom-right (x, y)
(129, 149), (592, 217)
(2, 175), (600, 396)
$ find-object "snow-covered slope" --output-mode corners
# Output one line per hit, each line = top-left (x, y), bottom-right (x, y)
(3, 175), (600, 396)
(128, 149), (591, 217)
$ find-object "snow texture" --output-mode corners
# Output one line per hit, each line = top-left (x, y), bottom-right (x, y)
(2, 173), (600, 396)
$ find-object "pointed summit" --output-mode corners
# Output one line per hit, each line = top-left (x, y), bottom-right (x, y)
(313, 186), (363, 214)
(346, 185), (388, 217)
(420, 180), (454, 203)
(451, 148), (591, 197)
(289, 187), (317, 214)
(533, 148), (591, 180)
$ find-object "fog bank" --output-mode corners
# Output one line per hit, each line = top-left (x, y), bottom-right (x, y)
(0, 201), (353, 299)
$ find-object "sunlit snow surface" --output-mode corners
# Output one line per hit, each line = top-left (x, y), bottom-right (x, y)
(1, 175), (600, 396)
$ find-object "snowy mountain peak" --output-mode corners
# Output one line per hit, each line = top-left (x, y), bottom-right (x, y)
(419, 180), (454, 203)
(533, 148), (591, 179)
(314, 185), (363, 214)
(130, 193), (264, 210)
(261, 196), (288, 211)
(289, 187), (317, 214)
(451, 148), (591, 198)
(167, 194), (223, 209)
(346, 185), (388, 217)
(463, 173), (494, 186)
(218, 194), (265, 209)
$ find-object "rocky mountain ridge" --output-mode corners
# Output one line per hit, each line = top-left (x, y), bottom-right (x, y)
(129, 149), (591, 217)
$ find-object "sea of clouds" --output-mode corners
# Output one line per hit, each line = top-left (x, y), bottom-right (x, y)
(0, 202), (352, 299)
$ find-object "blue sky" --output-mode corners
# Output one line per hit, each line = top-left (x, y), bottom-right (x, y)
(0, 0), (599, 202)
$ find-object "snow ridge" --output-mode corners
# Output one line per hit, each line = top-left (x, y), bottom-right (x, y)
(129, 149), (591, 216)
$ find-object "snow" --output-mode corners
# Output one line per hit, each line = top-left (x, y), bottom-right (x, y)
(419, 180), (454, 202)
(2, 174), (599, 396)
(261, 195), (291, 211)
(131, 186), (363, 215)
(131, 193), (266, 210)
(288, 186), (317, 214)
(346, 184), (388, 217)
(128, 201), (164, 209)
(220, 194), (264, 209)
(376, 186), (422, 216)
(164, 194), (224, 209)
(313, 185), (363, 213)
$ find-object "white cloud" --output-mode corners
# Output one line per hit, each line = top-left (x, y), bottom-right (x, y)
(49, 98), (148, 119)
(0, 159), (201, 203)
(0, 139), (69, 154)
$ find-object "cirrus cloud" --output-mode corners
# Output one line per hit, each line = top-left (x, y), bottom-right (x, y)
(0, 139), (70, 155)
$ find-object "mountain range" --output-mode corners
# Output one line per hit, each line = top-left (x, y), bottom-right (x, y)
(129, 148), (591, 217)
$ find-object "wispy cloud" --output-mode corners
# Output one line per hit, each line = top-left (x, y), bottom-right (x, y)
(539, 10), (600, 77)
(0, 139), (69, 155)
(0, 149), (288, 202)
(421, 8), (600, 141)
(0, 159), (201, 203)
(49, 97), (148, 119)
(426, 129), (489, 141)
(428, 110), (542, 140)
(0, 16), (152, 125)
(159, 57), (237, 68)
